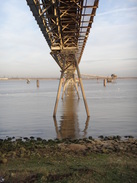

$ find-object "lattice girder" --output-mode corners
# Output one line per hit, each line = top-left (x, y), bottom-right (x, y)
(26, 0), (99, 69)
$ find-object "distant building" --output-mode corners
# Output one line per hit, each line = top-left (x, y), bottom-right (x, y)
(111, 74), (117, 79)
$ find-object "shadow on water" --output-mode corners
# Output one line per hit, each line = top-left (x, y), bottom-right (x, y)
(53, 84), (90, 139)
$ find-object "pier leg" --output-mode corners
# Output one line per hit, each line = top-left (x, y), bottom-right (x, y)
(73, 78), (80, 99)
(61, 79), (69, 99)
(75, 59), (90, 117)
(36, 80), (39, 87)
(103, 79), (106, 87)
(61, 84), (66, 100)
(53, 72), (64, 117)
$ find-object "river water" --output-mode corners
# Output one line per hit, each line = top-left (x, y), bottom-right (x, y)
(0, 79), (137, 139)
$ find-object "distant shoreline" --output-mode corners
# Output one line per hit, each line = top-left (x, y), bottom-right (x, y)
(0, 77), (137, 80)
(0, 78), (58, 80)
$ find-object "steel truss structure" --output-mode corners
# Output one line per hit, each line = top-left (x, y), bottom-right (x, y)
(26, 0), (99, 117)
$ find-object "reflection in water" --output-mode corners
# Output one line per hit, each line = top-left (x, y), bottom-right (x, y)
(53, 84), (90, 139)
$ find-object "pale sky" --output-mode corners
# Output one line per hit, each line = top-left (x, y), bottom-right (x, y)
(0, 0), (137, 78)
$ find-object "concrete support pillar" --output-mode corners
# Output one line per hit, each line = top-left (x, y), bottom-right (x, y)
(36, 80), (39, 87)
(53, 72), (64, 117)
(61, 79), (69, 99)
(73, 78), (80, 99)
(75, 59), (90, 117)
(104, 79), (106, 87)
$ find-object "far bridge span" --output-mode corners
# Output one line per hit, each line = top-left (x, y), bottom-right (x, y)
(26, 0), (99, 117)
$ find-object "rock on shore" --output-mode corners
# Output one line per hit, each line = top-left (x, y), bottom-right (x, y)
(0, 136), (137, 164)
(57, 137), (137, 154)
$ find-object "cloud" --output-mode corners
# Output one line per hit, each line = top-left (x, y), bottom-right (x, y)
(98, 6), (137, 16)
(83, 58), (137, 63)
(0, 0), (137, 77)
(83, 1), (137, 61)
(0, 0), (60, 77)
(80, 58), (137, 77)
(80, 0), (137, 77)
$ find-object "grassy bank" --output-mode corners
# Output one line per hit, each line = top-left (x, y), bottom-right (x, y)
(0, 137), (137, 183)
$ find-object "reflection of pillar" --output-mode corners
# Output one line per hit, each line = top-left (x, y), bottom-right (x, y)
(53, 72), (64, 117)
(60, 85), (79, 139)
(83, 117), (90, 138)
(53, 93), (90, 139)
(53, 116), (61, 139)
(75, 59), (90, 117)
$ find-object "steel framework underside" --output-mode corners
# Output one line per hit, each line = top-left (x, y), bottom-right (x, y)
(26, 0), (99, 116)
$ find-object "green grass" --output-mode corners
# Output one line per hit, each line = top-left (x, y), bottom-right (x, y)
(1, 152), (137, 183)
